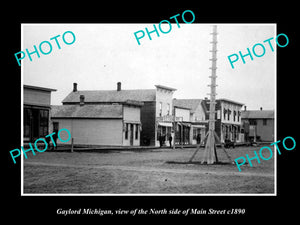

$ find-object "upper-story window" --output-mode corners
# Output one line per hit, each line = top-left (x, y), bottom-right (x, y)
(159, 102), (162, 117)
(223, 108), (227, 120)
(167, 103), (170, 115)
(227, 109), (231, 121)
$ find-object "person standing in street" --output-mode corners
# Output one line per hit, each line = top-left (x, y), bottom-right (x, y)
(168, 134), (173, 148)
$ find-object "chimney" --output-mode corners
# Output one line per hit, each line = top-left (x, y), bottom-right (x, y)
(73, 83), (78, 92)
(117, 82), (121, 91)
(244, 105), (247, 111)
(80, 95), (85, 106)
(260, 107), (263, 111)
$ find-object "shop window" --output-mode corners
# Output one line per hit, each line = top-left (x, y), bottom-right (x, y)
(39, 109), (49, 137)
(157, 127), (161, 140)
(24, 108), (31, 138)
(135, 124), (139, 139)
(125, 123), (129, 139)
(193, 128), (197, 139)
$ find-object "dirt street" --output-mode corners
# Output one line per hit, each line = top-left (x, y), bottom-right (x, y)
(23, 146), (275, 194)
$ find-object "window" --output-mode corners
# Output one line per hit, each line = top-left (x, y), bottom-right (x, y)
(227, 109), (231, 121)
(249, 119), (257, 125)
(125, 123), (129, 139)
(167, 103), (170, 115)
(39, 109), (49, 137)
(24, 108), (31, 138)
(263, 119), (267, 126)
(135, 124), (139, 139)
(53, 122), (59, 133)
(193, 128), (197, 139)
(159, 102), (162, 117)
(157, 127), (161, 140)
(233, 110), (236, 122)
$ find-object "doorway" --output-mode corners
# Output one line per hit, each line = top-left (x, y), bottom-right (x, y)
(130, 124), (134, 146)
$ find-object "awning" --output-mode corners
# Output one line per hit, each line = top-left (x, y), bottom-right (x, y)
(192, 124), (205, 128)
(157, 122), (173, 127)
(123, 120), (141, 124)
(178, 122), (191, 127)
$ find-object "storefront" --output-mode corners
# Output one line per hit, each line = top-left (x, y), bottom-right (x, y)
(174, 122), (191, 145)
(23, 85), (56, 142)
(156, 118), (173, 147)
(191, 124), (206, 145)
(221, 124), (242, 142)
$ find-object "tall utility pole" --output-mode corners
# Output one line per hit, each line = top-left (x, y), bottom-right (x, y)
(201, 25), (218, 164)
(189, 25), (233, 164)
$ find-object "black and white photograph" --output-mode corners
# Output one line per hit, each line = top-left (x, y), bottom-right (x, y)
(4, 4), (298, 221)
(21, 23), (276, 195)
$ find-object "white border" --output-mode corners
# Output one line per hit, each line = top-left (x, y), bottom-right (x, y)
(21, 23), (277, 196)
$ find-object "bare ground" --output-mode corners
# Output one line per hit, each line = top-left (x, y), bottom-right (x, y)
(23, 146), (275, 194)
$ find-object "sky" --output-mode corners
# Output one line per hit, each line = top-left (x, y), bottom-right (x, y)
(22, 23), (276, 110)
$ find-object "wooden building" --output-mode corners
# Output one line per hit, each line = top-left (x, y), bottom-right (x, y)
(51, 100), (143, 146)
(241, 108), (274, 142)
(60, 82), (176, 146)
(172, 99), (207, 145)
(203, 98), (244, 143)
(23, 85), (56, 142)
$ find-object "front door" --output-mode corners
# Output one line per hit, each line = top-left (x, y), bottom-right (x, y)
(130, 124), (134, 146)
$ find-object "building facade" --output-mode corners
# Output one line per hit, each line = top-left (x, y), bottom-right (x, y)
(51, 101), (143, 146)
(204, 98), (244, 143)
(23, 85), (56, 142)
(60, 82), (176, 147)
(241, 109), (274, 142)
(173, 105), (191, 145)
(173, 99), (207, 145)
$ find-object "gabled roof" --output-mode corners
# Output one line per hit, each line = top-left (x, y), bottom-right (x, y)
(173, 99), (203, 113)
(51, 105), (123, 119)
(241, 110), (274, 119)
(62, 89), (156, 104)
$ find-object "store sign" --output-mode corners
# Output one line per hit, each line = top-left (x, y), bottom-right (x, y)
(175, 117), (183, 122)
(157, 115), (174, 122)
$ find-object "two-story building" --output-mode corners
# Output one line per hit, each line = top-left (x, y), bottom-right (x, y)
(241, 108), (274, 142)
(57, 82), (176, 147)
(204, 98), (244, 143)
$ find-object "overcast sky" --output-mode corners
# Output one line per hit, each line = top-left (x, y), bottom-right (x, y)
(22, 23), (276, 110)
